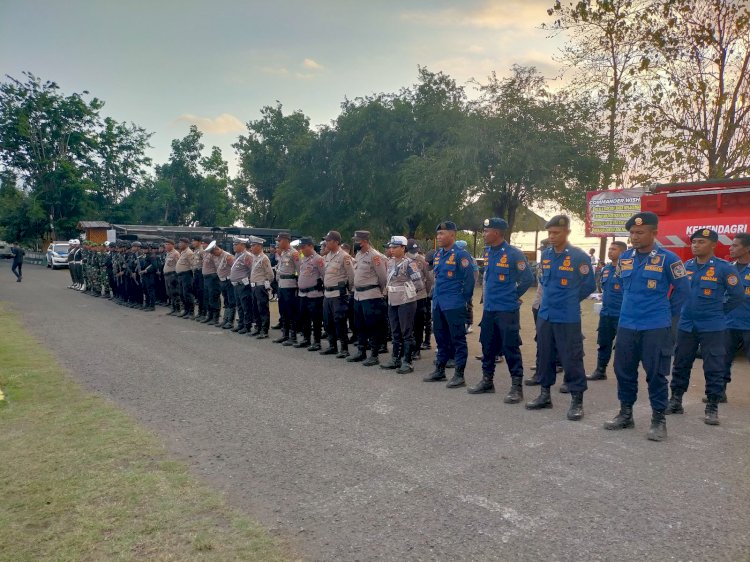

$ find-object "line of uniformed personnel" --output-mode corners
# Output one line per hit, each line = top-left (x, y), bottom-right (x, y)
(65, 213), (750, 441)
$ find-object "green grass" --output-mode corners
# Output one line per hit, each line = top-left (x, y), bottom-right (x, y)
(0, 305), (292, 562)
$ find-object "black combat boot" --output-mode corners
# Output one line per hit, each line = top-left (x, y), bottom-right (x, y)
(222, 308), (234, 329)
(396, 344), (413, 374)
(423, 364), (446, 382)
(647, 410), (667, 441)
(559, 383), (570, 394)
(468, 375), (495, 395)
(446, 366), (466, 388)
(586, 364), (607, 381)
(319, 344), (338, 355)
(200, 313), (212, 323)
(446, 359), (456, 369)
(665, 390), (684, 415)
(412, 349), (421, 361)
(308, 340), (322, 352)
(604, 404), (634, 430)
(283, 332), (297, 346)
(703, 387), (728, 403)
(273, 329), (289, 344)
(336, 343), (350, 359)
(237, 327), (248, 335)
(524, 372), (540, 386)
(503, 377), (523, 403)
(380, 344), (402, 369)
(525, 387), (552, 410)
(347, 347), (367, 362)
(256, 331), (269, 339)
(362, 351), (379, 367)
(294, 338), (311, 348)
(704, 397), (720, 426)
(567, 392), (584, 421)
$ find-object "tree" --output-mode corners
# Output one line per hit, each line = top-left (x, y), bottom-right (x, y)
(637, 0), (750, 179)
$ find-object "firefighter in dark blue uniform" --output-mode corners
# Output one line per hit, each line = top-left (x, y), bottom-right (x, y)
(722, 233), (750, 401)
(467, 218), (533, 402)
(604, 211), (690, 441)
(525, 215), (595, 421)
(423, 221), (475, 388)
(587, 241), (627, 381)
(666, 228), (743, 425)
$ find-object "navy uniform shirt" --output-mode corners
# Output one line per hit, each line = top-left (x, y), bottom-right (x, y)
(727, 261), (750, 330)
(679, 256), (743, 332)
(618, 246), (690, 330)
(432, 244), (475, 311)
(538, 244), (596, 323)
(482, 241), (533, 312)
(600, 263), (624, 317)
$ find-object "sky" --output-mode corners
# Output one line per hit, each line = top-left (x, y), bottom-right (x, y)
(1, 0), (605, 249)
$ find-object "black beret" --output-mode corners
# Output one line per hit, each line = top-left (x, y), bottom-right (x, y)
(201, 236), (213, 243)
(352, 230), (370, 241)
(625, 211), (658, 230)
(483, 217), (508, 230)
(436, 221), (457, 232)
(191, 235), (202, 242)
(178, 237), (190, 244)
(690, 228), (718, 242)
(298, 236), (314, 246)
(276, 231), (291, 241)
(545, 215), (570, 229)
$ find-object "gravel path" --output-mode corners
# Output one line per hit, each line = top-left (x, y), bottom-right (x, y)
(3, 265), (749, 561)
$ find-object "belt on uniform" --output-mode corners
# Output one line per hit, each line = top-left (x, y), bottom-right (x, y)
(279, 274), (297, 280)
(203, 272), (218, 278)
(298, 286), (320, 294)
(177, 270), (192, 275)
(219, 276), (229, 282)
(355, 284), (380, 292)
(325, 285), (347, 292)
(164, 271), (176, 276)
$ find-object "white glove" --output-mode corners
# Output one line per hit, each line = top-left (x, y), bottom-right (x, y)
(264, 280), (271, 289)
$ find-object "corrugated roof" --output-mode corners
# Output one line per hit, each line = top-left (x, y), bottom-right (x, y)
(77, 221), (112, 229)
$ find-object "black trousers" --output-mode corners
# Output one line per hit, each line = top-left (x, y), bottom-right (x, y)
(203, 274), (220, 316)
(414, 298), (427, 348)
(11, 262), (22, 279)
(388, 301), (417, 355)
(299, 296), (323, 342)
(220, 279), (235, 310)
(324, 294), (349, 348)
(234, 283), (252, 329)
(479, 309), (523, 379)
(671, 328), (726, 398)
(725, 328), (750, 385)
(596, 314), (619, 368)
(165, 273), (179, 310)
(355, 297), (386, 352)
(141, 274), (156, 307)
(178, 271), (194, 312)
(423, 297), (432, 343)
(192, 270), (205, 314)
(537, 318), (587, 393)
(251, 284), (270, 333)
(615, 326), (672, 410)
(278, 287), (299, 333)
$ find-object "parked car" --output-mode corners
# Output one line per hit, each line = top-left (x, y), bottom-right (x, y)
(0, 240), (13, 259)
(46, 241), (70, 269)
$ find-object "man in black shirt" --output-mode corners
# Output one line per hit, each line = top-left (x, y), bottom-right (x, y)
(11, 242), (25, 282)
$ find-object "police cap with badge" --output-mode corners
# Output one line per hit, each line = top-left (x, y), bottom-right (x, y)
(690, 228), (718, 242)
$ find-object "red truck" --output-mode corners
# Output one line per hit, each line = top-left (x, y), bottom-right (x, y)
(639, 177), (750, 261)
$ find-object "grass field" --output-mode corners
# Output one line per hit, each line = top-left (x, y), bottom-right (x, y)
(0, 305), (291, 562)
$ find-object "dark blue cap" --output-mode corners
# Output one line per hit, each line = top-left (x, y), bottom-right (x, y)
(625, 211), (658, 230)
(298, 236), (315, 246)
(545, 215), (570, 229)
(483, 217), (508, 230)
(690, 228), (718, 242)
(436, 221), (457, 232)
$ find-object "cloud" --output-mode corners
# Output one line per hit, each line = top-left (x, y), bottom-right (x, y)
(401, 0), (551, 31)
(302, 58), (324, 70)
(261, 66), (290, 76)
(174, 113), (245, 134)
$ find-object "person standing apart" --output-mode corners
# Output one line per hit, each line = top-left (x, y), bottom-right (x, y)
(423, 221), (475, 389)
(526, 215), (595, 421)
(468, 218), (533, 402)
(603, 212), (690, 440)
(587, 241), (627, 381)
(666, 228), (743, 425)
(10, 242), (24, 282)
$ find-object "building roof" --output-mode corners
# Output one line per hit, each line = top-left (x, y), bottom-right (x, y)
(77, 221), (112, 229)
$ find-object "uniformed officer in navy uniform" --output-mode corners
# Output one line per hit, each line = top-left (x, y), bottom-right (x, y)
(722, 233), (750, 401)
(604, 211), (690, 440)
(467, 218), (533, 402)
(587, 241), (627, 381)
(666, 228), (743, 425)
(423, 221), (475, 388)
(526, 215), (595, 421)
